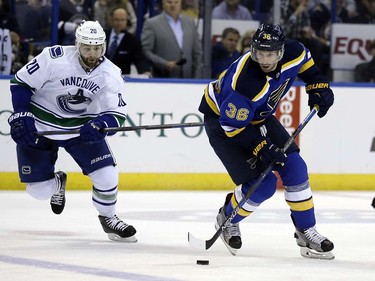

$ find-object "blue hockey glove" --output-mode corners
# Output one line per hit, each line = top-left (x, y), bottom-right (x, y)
(306, 83), (334, 118)
(8, 111), (39, 146)
(252, 137), (287, 169)
(80, 118), (108, 143)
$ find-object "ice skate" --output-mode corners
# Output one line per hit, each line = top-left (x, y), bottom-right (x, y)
(50, 171), (67, 215)
(294, 226), (334, 260)
(98, 215), (137, 242)
(215, 207), (242, 255)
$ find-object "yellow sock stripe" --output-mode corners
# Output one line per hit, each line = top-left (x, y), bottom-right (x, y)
(286, 197), (314, 211)
(230, 193), (252, 217)
(237, 208), (252, 217)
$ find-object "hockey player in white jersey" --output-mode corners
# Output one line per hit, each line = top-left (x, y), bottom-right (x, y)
(8, 20), (137, 242)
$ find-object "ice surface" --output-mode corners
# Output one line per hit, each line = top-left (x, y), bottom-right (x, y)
(0, 190), (374, 281)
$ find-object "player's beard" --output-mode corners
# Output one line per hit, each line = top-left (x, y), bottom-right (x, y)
(79, 55), (100, 69)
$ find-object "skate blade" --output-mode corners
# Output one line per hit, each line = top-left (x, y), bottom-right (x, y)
(107, 233), (138, 243)
(214, 223), (238, 256)
(300, 247), (335, 260)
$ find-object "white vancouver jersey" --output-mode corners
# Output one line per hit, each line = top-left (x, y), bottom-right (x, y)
(13, 45), (127, 140)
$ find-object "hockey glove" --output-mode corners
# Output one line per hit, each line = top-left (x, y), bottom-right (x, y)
(306, 82), (334, 118)
(8, 111), (39, 146)
(80, 118), (108, 143)
(252, 137), (287, 169)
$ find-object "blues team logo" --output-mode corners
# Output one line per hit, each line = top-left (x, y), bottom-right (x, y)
(57, 89), (92, 114)
(260, 79), (290, 117)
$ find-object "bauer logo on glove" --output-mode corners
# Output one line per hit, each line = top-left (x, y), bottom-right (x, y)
(252, 139), (268, 157)
(305, 83), (329, 92)
(252, 137), (287, 168)
(8, 111), (39, 146)
(306, 82), (334, 118)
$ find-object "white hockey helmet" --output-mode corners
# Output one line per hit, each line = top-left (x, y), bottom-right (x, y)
(75, 20), (106, 56)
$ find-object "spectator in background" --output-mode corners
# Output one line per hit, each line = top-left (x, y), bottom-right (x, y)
(238, 29), (255, 54)
(111, 0), (137, 33)
(241, 0), (273, 22)
(352, 0), (375, 23)
(181, 0), (199, 19)
(309, 1), (331, 37)
(105, 7), (151, 76)
(141, 0), (203, 78)
(0, 0), (21, 42)
(328, 0), (358, 22)
(354, 40), (375, 82)
(0, 0), (27, 74)
(281, 0), (326, 76)
(309, 1), (332, 78)
(94, 0), (137, 33)
(213, 0), (253, 20)
(94, 0), (110, 29)
(0, 0), (21, 34)
(211, 27), (241, 79)
(22, 0), (51, 42)
(306, 0), (330, 11)
(336, 0), (352, 22)
(281, 0), (311, 41)
(58, 0), (94, 44)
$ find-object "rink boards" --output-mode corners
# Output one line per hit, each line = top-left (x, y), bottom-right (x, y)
(0, 78), (374, 190)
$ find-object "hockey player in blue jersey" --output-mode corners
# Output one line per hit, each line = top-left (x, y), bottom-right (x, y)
(7, 21), (137, 242)
(198, 24), (334, 259)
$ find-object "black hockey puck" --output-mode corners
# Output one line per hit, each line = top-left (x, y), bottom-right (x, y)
(372, 197), (375, 209)
(196, 260), (209, 265)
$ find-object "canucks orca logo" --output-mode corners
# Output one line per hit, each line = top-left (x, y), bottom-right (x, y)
(57, 89), (92, 114)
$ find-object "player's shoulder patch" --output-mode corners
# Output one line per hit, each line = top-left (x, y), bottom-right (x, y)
(48, 46), (64, 59)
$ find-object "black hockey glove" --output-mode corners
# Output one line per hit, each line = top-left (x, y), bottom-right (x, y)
(80, 118), (108, 143)
(8, 111), (39, 146)
(252, 137), (287, 169)
(306, 82), (334, 118)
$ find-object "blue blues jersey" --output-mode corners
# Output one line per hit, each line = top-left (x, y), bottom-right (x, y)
(199, 40), (327, 143)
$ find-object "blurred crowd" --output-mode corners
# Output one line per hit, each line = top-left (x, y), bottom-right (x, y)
(0, 0), (374, 81)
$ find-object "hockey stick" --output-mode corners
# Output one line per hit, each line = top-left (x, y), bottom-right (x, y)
(188, 107), (318, 251)
(36, 121), (204, 136)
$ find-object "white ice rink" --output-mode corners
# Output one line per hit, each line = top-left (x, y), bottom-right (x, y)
(0, 190), (374, 281)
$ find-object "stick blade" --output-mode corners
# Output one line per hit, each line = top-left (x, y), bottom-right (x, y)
(188, 232), (207, 250)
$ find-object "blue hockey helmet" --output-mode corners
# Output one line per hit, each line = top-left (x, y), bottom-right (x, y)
(251, 24), (285, 62)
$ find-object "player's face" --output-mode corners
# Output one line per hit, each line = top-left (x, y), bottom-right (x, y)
(254, 50), (279, 72)
(79, 44), (103, 68)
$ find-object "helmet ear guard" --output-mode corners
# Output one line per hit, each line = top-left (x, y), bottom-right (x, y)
(75, 20), (106, 57)
(250, 24), (285, 62)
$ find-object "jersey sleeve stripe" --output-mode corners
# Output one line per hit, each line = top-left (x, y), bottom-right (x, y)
(223, 126), (246, 137)
(231, 52), (252, 90)
(204, 83), (220, 115)
(298, 58), (315, 74)
(282, 49), (306, 71)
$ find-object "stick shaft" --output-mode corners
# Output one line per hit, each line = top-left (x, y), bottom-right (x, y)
(36, 122), (204, 136)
